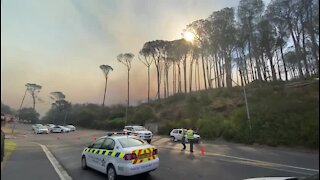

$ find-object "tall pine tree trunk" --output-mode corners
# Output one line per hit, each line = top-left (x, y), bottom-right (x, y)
(280, 46), (288, 81)
(201, 54), (207, 90)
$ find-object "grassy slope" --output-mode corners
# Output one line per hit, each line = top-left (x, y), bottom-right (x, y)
(134, 81), (319, 148)
(1, 140), (17, 168)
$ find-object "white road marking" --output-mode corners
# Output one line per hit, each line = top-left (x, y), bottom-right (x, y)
(157, 144), (319, 175)
(37, 143), (73, 180)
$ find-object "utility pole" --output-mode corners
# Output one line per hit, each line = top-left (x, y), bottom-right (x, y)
(230, 78), (252, 136)
(211, 75), (252, 137)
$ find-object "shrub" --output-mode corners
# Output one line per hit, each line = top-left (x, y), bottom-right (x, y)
(132, 106), (156, 125)
(196, 114), (225, 139)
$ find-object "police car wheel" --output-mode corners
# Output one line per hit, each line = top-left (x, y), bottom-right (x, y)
(107, 165), (117, 180)
(81, 156), (88, 169)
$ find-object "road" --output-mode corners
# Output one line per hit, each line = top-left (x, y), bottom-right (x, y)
(4, 123), (319, 180)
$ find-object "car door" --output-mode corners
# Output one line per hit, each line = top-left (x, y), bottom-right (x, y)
(96, 138), (116, 173)
(87, 138), (105, 170)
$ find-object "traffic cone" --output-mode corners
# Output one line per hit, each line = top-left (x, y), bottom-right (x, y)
(93, 135), (96, 141)
(200, 145), (205, 156)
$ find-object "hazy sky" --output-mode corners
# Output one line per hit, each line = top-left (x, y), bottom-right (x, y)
(1, 0), (270, 116)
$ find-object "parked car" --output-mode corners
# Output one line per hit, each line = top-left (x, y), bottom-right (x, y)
(65, 125), (76, 131)
(123, 125), (153, 143)
(45, 124), (55, 132)
(32, 124), (43, 130)
(34, 125), (49, 134)
(170, 129), (201, 143)
(51, 125), (70, 133)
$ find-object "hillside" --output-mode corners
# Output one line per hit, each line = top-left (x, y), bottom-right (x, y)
(40, 79), (319, 149)
(132, 80), (319, 148)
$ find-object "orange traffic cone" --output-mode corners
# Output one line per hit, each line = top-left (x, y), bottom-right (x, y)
(200, 145), (205, 156)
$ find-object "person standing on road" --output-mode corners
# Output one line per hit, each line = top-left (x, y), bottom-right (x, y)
(186, 129), (194, 153)
(181, 129), (186, 151)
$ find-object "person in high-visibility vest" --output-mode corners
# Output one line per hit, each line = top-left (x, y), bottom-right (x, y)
(181, 129), (186, 151)
(186, 129), (194, 153)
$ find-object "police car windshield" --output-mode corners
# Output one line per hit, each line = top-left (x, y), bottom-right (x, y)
(118, 137), (145, 148)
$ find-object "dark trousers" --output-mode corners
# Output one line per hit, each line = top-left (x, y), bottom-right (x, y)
(188, 139), (194, 152)
(181, 137), (186, 150)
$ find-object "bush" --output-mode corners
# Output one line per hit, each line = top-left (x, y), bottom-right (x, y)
(131, 106), (156, 125)
(158, 121), (178, 135)
(197, 114), (225, 139)
(106, 118), (126, 130)
(223, 107), (252, 144)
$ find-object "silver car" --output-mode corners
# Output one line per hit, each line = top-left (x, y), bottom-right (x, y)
(65, 125), (76, 131)
(51, 125), (70, 133)
(34, 125), (49, 134)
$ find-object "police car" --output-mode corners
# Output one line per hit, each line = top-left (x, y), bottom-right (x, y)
(81, 132), (159, 180)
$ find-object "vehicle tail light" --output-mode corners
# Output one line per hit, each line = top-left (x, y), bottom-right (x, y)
(152, 149), (158, 155)
(123, 153), (137, 160)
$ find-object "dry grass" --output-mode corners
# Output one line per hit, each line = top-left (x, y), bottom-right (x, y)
(1, 140), (17, 169)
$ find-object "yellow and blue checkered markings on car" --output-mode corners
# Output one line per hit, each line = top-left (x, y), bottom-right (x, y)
(84, 148), (125, 158)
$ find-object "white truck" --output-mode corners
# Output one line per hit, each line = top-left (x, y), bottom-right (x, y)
(123, 126), (153, 143)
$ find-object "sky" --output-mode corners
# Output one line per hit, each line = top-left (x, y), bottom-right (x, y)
(1, 0), (270, 116)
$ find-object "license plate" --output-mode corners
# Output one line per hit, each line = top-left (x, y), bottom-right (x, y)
(138, 153), (151, 159)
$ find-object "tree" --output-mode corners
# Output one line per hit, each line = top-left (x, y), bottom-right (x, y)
(154, 40), (167, 98)
(100, 65), (113, 107)
(207, 7), (237, 88)
(189, 46), (200, 92)
(50, 92), (71, 125)
(117, 53), (134, 124)
(186, 19), (209, 90)
(176, 39), (191, 93)
(1, 102), (13, 115)
(267, 0), (306, 79)
(25, 83), (42, 110)
(19, 108), (39, 124)
(256, 19), (278, 81)
(167, 39), (187, 93)
(238, 0), (265, 82)
(139, 45), (154, 103)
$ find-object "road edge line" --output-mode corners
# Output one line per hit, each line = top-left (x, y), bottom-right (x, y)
(38, 144), (72, 180)
(158, 145), (319, 173)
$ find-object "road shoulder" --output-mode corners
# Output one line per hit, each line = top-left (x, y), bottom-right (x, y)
(1, 140), (61, 180)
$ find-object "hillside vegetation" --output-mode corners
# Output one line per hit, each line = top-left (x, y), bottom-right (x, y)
(133, 80), (319, 148)
(40, 80), (319, 149)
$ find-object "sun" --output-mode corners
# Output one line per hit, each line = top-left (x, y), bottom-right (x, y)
(183, 31), (195, 42)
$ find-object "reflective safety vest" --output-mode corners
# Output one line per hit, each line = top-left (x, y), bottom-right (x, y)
(186, 129), (194, 139)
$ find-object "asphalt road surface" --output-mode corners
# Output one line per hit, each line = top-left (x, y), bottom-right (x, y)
(5, 123), (319, 180)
